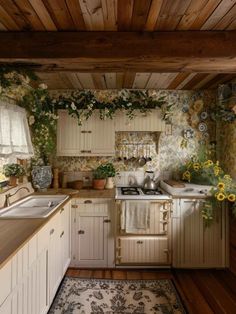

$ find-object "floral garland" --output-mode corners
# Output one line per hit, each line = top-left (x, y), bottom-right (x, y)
(55, 89), (168, 125)
(19, 84), (58, 165)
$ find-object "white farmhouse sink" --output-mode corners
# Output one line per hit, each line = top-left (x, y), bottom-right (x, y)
(0, 195), (69, 218)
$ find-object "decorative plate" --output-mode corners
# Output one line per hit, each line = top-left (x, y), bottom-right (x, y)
(200, 111), (208, 120)
(198, 122), (207, 132)
(203, 132), (209, 139)
(183, 128), (194, 139)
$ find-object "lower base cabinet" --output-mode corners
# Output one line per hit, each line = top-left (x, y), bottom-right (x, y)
(0, 200), (71, 314)
(172, 199), (228, 268)
(71, 198), (114, 268)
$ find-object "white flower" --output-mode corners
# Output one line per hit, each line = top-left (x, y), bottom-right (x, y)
(71, 102), (76, 110)
(29, 115), (35, 125)
(38, 83), (48, 90)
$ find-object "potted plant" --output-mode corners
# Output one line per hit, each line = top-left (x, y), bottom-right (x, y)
(3, 163), (26, 186)
(93, 164), (107, 190)
(103, 163), (116, 189)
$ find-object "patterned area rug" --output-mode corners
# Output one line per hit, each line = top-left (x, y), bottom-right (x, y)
(49, 277), (186, 314)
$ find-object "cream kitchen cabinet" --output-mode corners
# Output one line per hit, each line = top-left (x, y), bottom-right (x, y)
(48, 201), (71, 304)
(71, 198), (115, 268)
(57, 110), (115, 156)
(0, 200), (71, 314)
(114, 109), (165, 131)
(172, 198), (228, 268)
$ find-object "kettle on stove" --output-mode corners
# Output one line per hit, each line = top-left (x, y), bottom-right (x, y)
(143, 171), (157, 190)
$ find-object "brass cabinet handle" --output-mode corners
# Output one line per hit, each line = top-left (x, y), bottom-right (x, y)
(78, 230), (85, 234)
(81, 150), (92, 153)
(50, 228), (54, 235)
(81, 130), (92, 133)
(103, 219), (111, 223)
(71, 204), (78, 208)
(60, 231), (64, 238)
(60, 207), (64, 214)
(84, 200), (92, 204)
(137, 241), (143, 244)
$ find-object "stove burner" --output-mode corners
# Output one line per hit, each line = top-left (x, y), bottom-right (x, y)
(121, 187), (140, 195)
(141, 188), (162, 195)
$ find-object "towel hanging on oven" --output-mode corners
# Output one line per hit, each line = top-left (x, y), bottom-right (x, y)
(121, 201), (150, 233)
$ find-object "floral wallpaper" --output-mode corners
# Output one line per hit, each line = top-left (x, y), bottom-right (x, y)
(218, 84), (236, 179)
(54, 89), (217, 179)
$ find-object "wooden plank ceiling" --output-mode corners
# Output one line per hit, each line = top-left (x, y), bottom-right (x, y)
(1, 0), (236, 90)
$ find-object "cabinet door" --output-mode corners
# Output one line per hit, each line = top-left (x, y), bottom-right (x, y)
(89, 111), (115, 155)
(74, 214), (108, 267)
(48, 213), (61, 303)
(117, 237), (169, 265)
(57, 110), (115, 156)
(172, 199), (228, 268)
(57, 110), (82, 156)
(59, 203), (71, 276)
(115, 109), (165, 131)
(37, 249), (48, 314)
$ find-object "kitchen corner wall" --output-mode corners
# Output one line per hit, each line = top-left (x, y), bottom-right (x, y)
(52, 89), (217, 179)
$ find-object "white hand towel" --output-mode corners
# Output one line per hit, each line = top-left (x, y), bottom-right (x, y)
(123, 201), (150, 233)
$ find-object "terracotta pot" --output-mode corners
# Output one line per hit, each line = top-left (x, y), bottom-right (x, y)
(93, 179), (106, 190)
(9, 176), (17, 186)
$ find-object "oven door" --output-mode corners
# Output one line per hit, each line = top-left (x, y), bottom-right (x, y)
(118, 200), (170, 235)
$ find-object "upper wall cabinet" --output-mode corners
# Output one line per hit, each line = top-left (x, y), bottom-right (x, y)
(114, 109), (165, 132)
(57, 109), (165, 156)
(57, 110), (115, 156)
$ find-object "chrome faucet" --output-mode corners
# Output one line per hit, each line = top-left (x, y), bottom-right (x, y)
(4, 187), (30, 207)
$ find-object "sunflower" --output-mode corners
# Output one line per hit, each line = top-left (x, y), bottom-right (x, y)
(228, 194), (236, 202)
(217, 192), (226, 201)
(217, 182), (225, 190)
(182, 171), (191, 182)
(193, 163), (200, 171)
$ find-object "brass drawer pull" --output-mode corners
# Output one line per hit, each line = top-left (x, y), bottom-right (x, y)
(78, 230), (85, 234)
(81, 130), (92, 133)
(103, 219), (111, 223)
(81, 150), (92, 153)
(60, 207), (64, 213)
(71, 204), (78, 208)
(84, 200), (92, 204)
(60, 231), (64, 238)
(50, 228), (54, 235)
(137, 241), (143, 244)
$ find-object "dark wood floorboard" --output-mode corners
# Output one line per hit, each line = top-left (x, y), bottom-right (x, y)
(66, 268), (236, 314)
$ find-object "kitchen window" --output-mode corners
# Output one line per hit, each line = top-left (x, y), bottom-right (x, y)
(0, 99), (34, 158)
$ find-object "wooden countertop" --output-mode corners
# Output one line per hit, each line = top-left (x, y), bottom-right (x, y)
(0, 193), (71, 269)
(0, 187), (115, 269)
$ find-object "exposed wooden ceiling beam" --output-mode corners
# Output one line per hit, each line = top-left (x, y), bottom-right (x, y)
(1, 31), (236, 72)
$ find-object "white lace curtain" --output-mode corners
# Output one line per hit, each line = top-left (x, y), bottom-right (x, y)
(0, 99), (34, 158)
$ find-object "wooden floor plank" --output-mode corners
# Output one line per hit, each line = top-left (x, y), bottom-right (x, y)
(174, 270), (214, 314)
(112, 270), (127, 280)
(193, 270), (236, 313)
(92, 270), (104, 279)
(104, 270), (112, 279)
(126, 271), (142, 280)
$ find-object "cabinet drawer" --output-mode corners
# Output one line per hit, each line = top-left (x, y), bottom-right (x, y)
(0, 261), (11, 306)
(117, 237), (170, 265)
